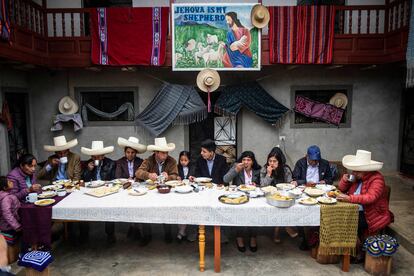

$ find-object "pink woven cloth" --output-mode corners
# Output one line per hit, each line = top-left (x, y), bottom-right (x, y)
(294, 95), (344, 125)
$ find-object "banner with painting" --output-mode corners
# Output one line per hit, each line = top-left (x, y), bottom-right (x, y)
(172, 3), (261, 71)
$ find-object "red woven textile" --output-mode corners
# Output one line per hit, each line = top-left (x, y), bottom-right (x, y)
(91, 7), (169, 66)
(269, 5), (335, 64)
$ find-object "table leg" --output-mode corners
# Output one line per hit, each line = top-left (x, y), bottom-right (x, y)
(214, 226), (221, 273)
(342, 254), (350, 272)
(199, 225), (205, 272)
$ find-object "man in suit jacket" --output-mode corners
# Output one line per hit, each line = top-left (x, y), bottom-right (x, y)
(190, 139), (229, 185)
(292, 145), (333, 186)
(115, 137), (146, 179)
(38, 136), (81, 181)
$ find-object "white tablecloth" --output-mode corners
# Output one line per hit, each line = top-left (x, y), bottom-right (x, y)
(52, 188), (320, 227)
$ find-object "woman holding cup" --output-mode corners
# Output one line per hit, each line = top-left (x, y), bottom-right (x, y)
(6, 154), (41, 202)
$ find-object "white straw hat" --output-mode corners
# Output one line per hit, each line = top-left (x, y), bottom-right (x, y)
(146, 137), (175, 152)
(342, 150), (383, 172)
(81, 141), (114, 156)
(196, 69), (220, 92)
(117, 137), (147, 153)
(58, 96), (79, 115)
(329, 93), (348, 109)
(44, 135), (78, 152)
(251, 4), (270, 29)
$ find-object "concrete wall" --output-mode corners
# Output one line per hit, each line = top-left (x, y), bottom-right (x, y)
(16, 65), (402, 172)
(28, 70), (186, 163)
(0, 68), (29, 175)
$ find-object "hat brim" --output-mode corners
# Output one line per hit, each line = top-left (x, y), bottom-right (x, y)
(44, 139), (78, 152)
(81, 146), (114, 156)
(117, 137), (147, 153)
(197, 69), (220, 92)
(58, 97), (79, 115)
(147, 143), (175, 152)
(342, 155), (383, 171)
(251, 5), (270, 29)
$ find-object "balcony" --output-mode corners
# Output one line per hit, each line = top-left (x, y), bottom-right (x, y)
(0, 0), (410, 68)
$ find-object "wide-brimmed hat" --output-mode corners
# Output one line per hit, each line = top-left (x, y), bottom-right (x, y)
(58, 96), (79, 115)
(44, 135), (78, 152)
(117, 137), (147, 153)
(147, 137), (175, 152)
(196, 69), (220, 92)
(342, 150), (383, 172)
(329, 93), (348, 109)
(251, 4), (270, 29)
(81, 141), (114, 156)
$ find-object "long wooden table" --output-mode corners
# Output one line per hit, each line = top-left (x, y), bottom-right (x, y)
(50, 187), (353, 272)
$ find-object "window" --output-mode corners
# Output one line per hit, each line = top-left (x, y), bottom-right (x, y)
(291, 85), (352, 128)
(76, 87), (138, 125)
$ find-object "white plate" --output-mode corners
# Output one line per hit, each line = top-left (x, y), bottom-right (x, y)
(298, 197), (318, 205)
(38, 191), (57, 199)
(276, 183), (295, 190)
(42, 184), (62, 191)
(226, 192), (245, 198)
(87, 180), (106, 188)
(248, 189), (264, 198)
(315, 184), (336, 192)
(304, 188), (325, 197)
(238, 185), (257, 192)
(53, 179), (70, 185)
(165, 180), (182, 187)
(317, 196), (337, 205)
(34, 199), (56, 206)
(175, 185), (193, 193)
(194, 177), (212, 183)
(128, 187), (148, 196)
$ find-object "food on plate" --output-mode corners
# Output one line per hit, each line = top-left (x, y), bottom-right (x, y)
(276, 183), (295, 190)
(327, 190), (341, 198)
(304, 187), (325, 197)
(34, 199), (55, 206)
(219, 194), (248, 204)
(128, 187), (148, 196)
(85, 185), (121, 197)
(317, 196), (337, 204)
(194, 177), (212, 183)
(269, 194), (293, 201)
(261, 186), (279, 194)
(298, 197), (318, 205)
(315, 184), (336, 191)
(42, 184), (61, 191)
(38, 191), (56, 199)
(288, 188), (303, 198)
(165, 180), (182, 187)
(238, 184), (256, 192)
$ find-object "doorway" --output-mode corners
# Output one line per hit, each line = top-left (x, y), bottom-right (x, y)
(189, 91), (237, 165)
(4, 91), (31, 168)
(400, 89), (414, 175)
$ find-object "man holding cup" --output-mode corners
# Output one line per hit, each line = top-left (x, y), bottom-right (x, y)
(38, 136), (81, 181)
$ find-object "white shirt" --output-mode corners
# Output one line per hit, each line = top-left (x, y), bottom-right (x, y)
(127, 160), (134, 178)
(354, 181), (364, 211)
(306, 162), (319, 183)
(182, 166), (189, 179)
(244, 169), (253, 185)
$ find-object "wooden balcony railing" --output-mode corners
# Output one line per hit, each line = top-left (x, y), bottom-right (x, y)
(0, 0), (410, 67)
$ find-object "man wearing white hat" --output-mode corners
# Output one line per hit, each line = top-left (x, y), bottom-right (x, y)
(115, 137), (146, 180)
(81, 141), (116, 244)
(38, 136), (81, 181)
(136, 137), (178, 245)
(337, 150), (393, 262)
(116, 137), (146, 241)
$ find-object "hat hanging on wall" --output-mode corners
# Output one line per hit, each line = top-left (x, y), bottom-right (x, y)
(251, 4), (270, 29)
(197, 68), (220, 112)
(58, 96), (79, 115)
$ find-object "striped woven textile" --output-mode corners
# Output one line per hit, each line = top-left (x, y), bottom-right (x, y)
(0, 0), (11, 42)
(269, 5), (336, 64)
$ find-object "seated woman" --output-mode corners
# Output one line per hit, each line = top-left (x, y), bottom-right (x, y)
(337, 150), (393, 261)
(260, 147), (298, 243)
(7, 154), (41, 202)
(0, 176), (22, 250)
(223, 151), (261, 252)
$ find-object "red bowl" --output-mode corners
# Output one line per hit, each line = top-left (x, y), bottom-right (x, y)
(157, 185), (171, 194)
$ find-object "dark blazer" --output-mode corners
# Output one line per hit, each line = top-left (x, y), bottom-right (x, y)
(82, 157), (116, 182)
(115, 156), (143, 179)
(292, 157), (333, 185)
(194, 154), (229, 185)
(178, 163), (194, 180)
(223, 164), (261, 186)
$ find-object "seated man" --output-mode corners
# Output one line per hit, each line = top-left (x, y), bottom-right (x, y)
(116, 136), (146, 240)
(337, 149), (393, 262)
(81, 141), (116, 244)
(136, 137), (178, 245)
(292, 145), (333, 186)
(190, 139), (228, 185)
(38, 136), (81, 182)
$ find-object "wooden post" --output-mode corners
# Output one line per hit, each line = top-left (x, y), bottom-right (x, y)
(199, 225), (205, 272)
(342, 254), (350, 272)
(364, 254), (392, 276)
(214, 226), (221, 273)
